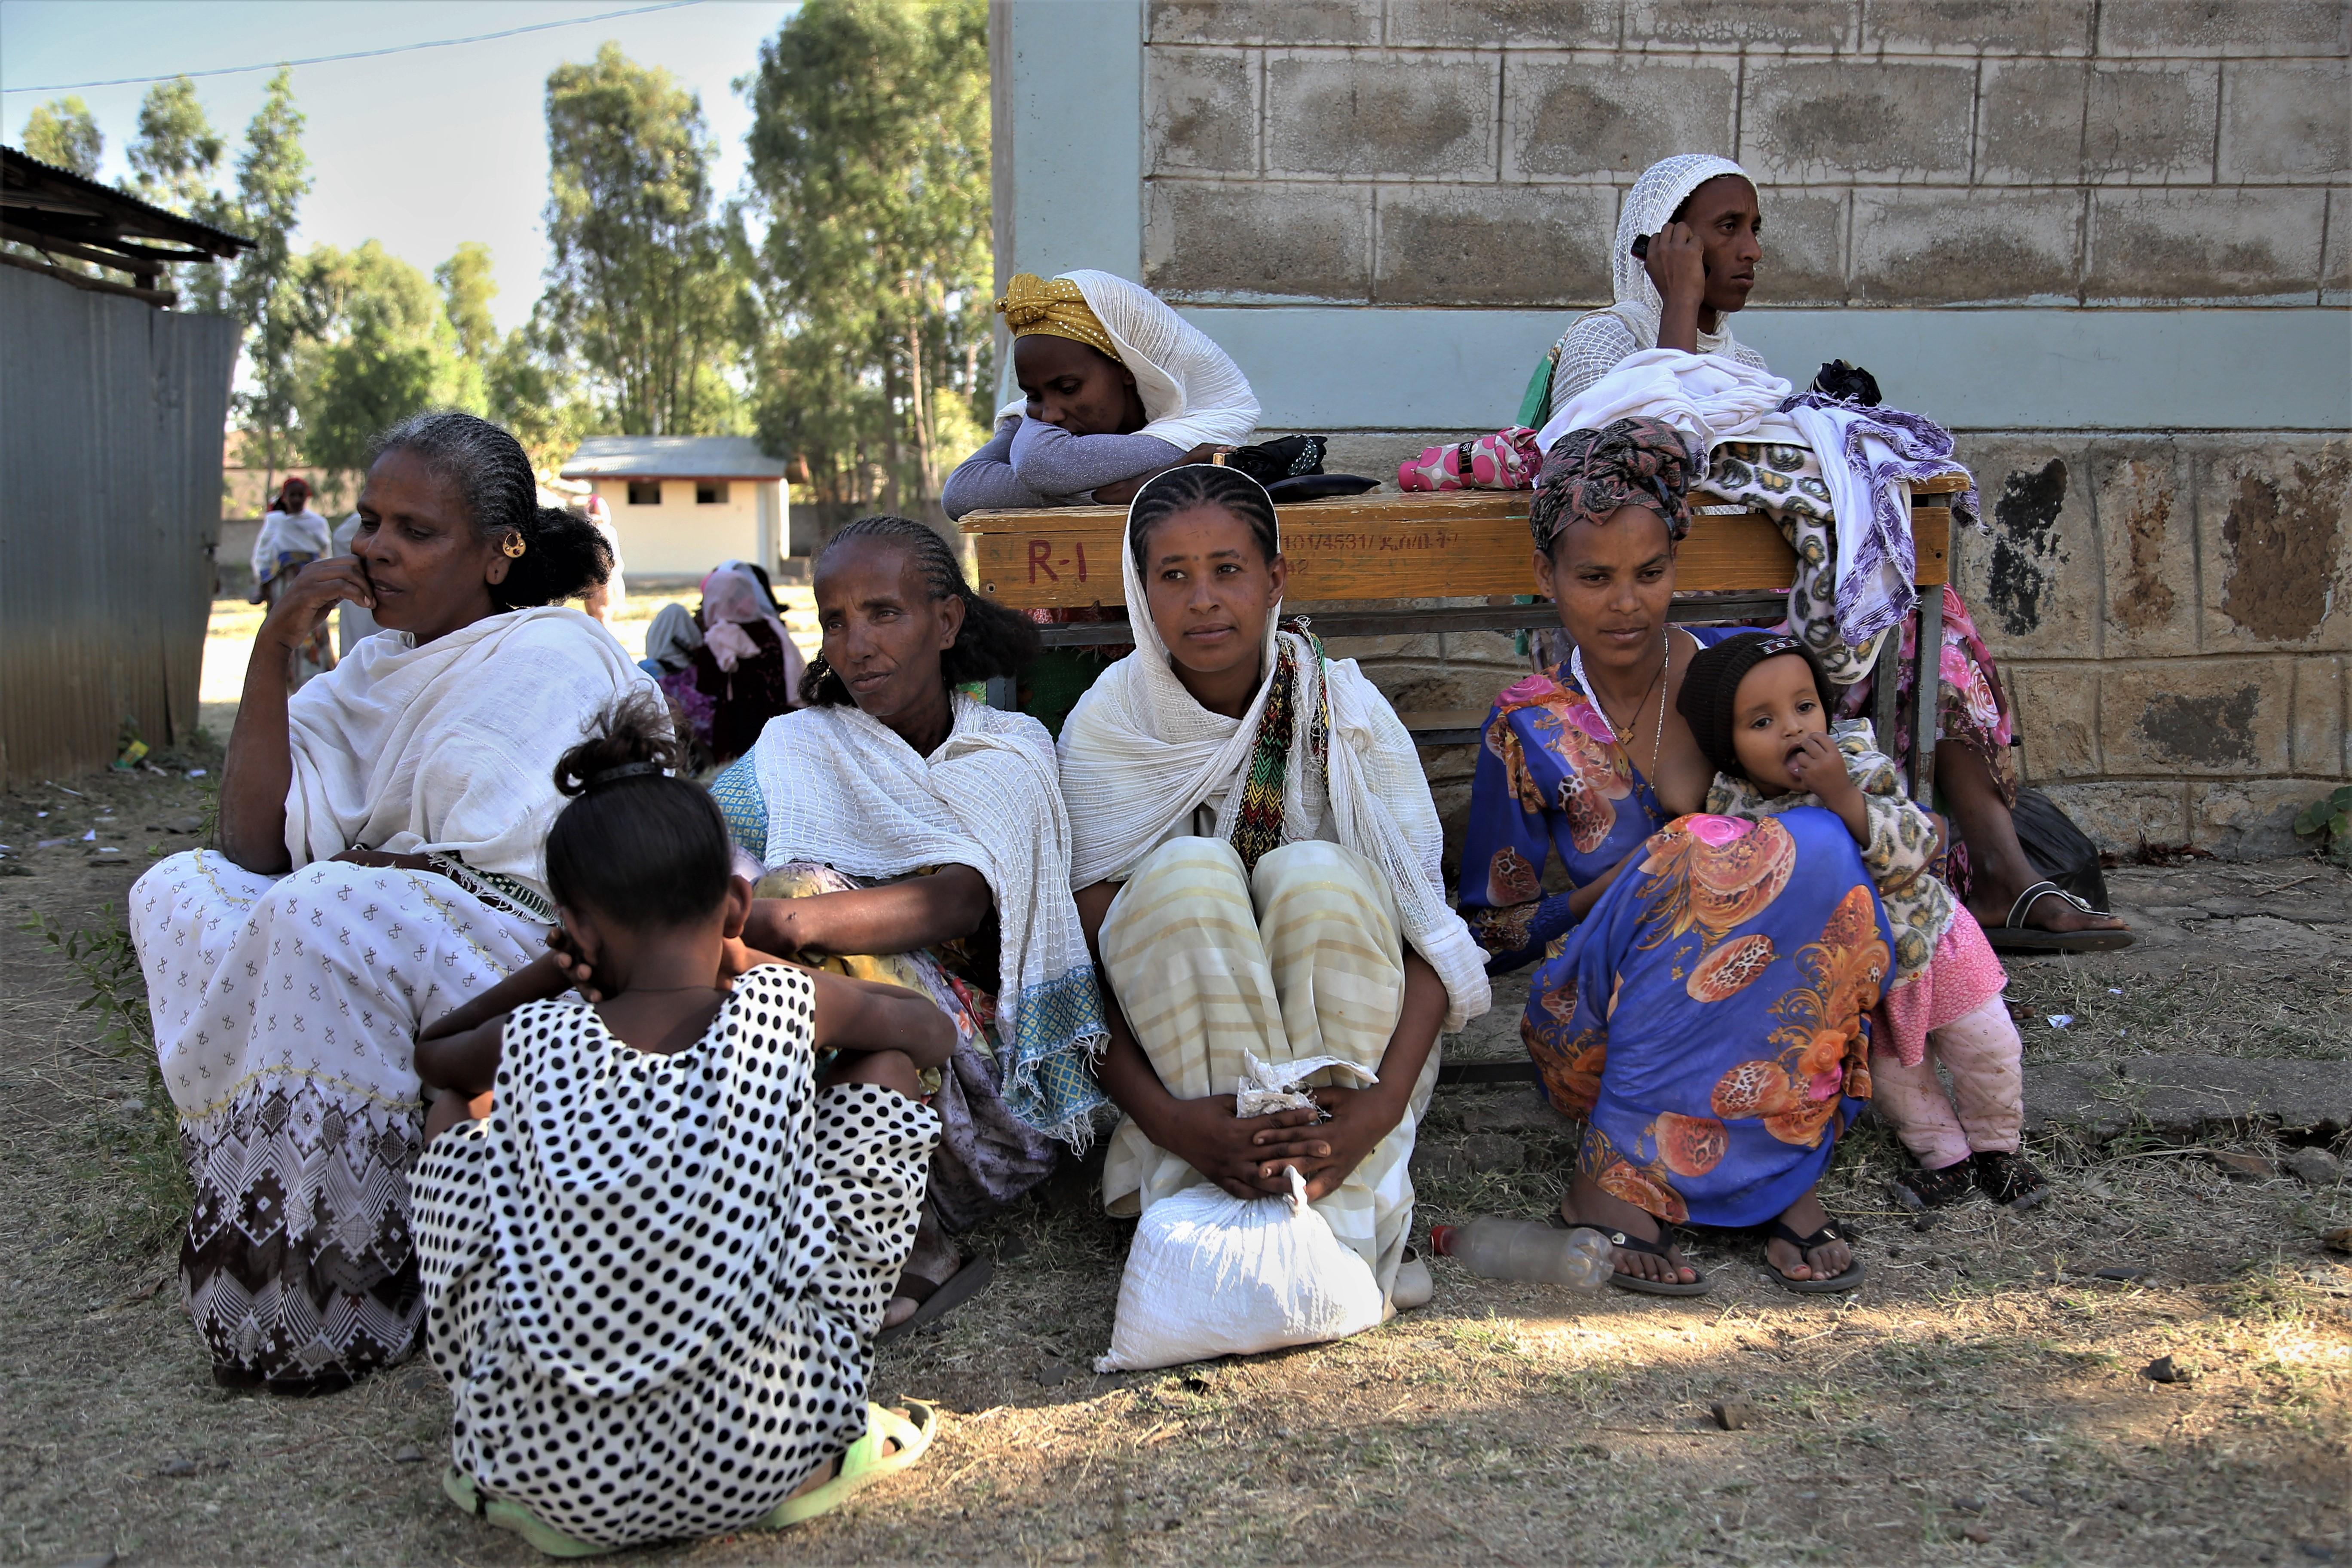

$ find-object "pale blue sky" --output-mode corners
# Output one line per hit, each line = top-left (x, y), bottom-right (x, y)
(2, 0), (800, 333)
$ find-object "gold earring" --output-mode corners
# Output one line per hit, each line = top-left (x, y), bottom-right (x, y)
(501, 533), (526, 558)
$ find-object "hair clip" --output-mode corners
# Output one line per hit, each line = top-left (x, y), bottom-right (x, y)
(588, 761), (663, 788)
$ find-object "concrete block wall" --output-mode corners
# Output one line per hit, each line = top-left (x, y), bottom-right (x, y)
(1139, 0), (2349, 308)
(1125, 0), (2352, 859)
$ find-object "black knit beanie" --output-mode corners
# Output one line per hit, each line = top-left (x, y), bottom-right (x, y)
(1675, 632), (1835, 780)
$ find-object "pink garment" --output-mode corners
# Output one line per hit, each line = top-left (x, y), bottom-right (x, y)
(1874, 910), (2007, 1068)
(1869, 995), (2024, 1169)
(699, 562), (806, 691)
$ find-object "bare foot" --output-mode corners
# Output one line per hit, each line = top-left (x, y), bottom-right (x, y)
(1559, 1171), (1698, 1287)
(881, 1209), (961, 1331)
(1763, 1190), (1851, 1283)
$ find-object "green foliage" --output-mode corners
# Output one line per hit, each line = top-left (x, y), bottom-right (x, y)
(742, 0), (994, 506)
(296, 240), (486, 478)
(21, 95), (102, 176)
(23, 908), (193, 1256)
(231, 70), (314, 486)
(119, 77), (239, 309)
(436, 240), (500, 364)
(2292, 784), (2352, 867)
(488, 316), (607, 478)
(541, 43), (744, 437)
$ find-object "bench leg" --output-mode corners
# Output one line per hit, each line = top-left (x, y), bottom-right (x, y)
(1910, 591), (1945, 810)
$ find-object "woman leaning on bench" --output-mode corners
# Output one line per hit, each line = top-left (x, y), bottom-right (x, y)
(1059, 464), (1491, 1311)
(1526, 153), (2126, 953)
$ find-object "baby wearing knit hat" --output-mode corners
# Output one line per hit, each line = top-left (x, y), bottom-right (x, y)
(1677, 634), (2049, 1215)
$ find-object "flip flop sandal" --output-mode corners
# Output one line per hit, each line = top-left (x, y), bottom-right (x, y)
(760, 1399), (938, 1529)
(1981, 881), (2135, 953)
(873, 1253), (994, 1347)
(443, 1467), (613, 1559)
(1763, 1217), (1865, 1293)
(1551, 1209), (1710, 1296)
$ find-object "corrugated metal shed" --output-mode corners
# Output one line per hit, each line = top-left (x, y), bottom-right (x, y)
(560, 435), (790, 480)
(0, 264), (241, 782)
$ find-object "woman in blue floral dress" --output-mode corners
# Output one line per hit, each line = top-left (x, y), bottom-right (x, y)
(1459, 418), (1893, 1294)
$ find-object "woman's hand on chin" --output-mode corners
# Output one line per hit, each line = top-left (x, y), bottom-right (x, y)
(1160, 1095), (1328, 1200)
(260, 558), (373, 653)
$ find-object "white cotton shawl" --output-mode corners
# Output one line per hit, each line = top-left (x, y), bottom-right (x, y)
(749, 694), (1108, 1141)
(1056, 481), (1492, 1033)
(283, 606), (655, 894)
(1537, 346), (1792, 458)
(251, 506), (333, 587)
(995, 269), (1260, 452)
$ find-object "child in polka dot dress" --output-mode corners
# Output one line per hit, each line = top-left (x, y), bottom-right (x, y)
(409, 695), (954, 1556)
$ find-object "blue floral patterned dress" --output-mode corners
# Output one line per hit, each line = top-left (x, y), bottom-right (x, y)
(1460, 664), (1894, 1228)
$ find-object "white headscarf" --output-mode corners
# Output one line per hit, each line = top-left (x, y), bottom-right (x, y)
(1597, 154), (1757, 360)
(997, 270), (1260, 452)
(1056, 469), (1491, 1032)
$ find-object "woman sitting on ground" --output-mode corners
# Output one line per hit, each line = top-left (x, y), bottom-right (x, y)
(410, 698), (947, 1556)
(129, 411), (648, 1391)
(941, 270), (1259, 520)
(1459, 419), (1891, 1295)
(702, 516), (1109, 1336)
(1524, 152), (2126, 952)
(652, 560), (805, 765)
(1059, 464), (1491, 1312)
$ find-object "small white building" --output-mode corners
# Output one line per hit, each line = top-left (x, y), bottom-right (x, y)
(559, 436), (793, 580)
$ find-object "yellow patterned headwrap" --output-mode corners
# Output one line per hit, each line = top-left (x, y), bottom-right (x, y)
(996, 273), (1121, 363)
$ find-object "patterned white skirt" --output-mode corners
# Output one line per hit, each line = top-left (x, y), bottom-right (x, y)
(129, 851), (543, 1386)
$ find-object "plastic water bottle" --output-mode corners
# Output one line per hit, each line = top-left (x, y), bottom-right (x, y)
(1427, 1217), (1614, 1293)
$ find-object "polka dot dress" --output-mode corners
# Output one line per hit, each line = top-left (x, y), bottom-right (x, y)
(411, 965), (942, 1549)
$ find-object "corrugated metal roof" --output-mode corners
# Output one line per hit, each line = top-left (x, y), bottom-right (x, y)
(560, 435), (789, 480)
(3, 145), (254, 257)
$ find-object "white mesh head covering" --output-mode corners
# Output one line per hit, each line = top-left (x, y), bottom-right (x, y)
(996, 270), (1260, 451)
(1607, 153), (1755, 346)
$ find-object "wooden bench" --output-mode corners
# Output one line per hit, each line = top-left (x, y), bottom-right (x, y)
(961, 473), (1965, 802)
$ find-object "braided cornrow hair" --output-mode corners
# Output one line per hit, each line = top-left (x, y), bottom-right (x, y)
(1126, 463), (1280, 577)
(799, 515), (1040, 707)
(369, 411), (609, 611)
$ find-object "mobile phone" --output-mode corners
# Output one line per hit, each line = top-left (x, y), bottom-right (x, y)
(1630, 235), (1649, 261)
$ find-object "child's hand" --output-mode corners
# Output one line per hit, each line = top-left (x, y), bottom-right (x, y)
(543, 925), (605, 1001)
(1787, 732), (1859, 808)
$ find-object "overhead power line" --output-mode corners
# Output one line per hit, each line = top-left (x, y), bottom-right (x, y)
(2, 1), (704, 94)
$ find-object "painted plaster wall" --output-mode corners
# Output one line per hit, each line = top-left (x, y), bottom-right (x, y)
(588, 478), (780, 579)
(991, 0), (2352, 857)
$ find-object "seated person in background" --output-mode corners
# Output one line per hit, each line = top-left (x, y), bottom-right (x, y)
(1059, 465), (1491, 1315)
(412, 695), (947, 1556)
(940, 269), (1259, 519)
(1675, 633), (2048, 1212)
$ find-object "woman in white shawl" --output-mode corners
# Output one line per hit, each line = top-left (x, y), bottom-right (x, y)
(131, 412), (650, 1392)
(251, 475), (338, 687)
(707, 516), (1109, 1336)
(1520, 153), (2128, 952)
(1059, 465), (1491, 1313)
(941, 269), (1260, 519)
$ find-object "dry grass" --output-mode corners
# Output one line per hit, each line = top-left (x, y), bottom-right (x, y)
(2, 787), (2345, 1566)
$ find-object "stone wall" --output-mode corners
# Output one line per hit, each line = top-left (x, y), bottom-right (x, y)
(1135, 0), (2352, 858)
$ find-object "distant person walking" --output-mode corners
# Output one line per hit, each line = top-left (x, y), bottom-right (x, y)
(251, 476), (336, 687)
(578, 493), (628, 624)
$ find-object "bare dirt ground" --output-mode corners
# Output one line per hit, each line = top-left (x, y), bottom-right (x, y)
(2, 693), (2345, 1565)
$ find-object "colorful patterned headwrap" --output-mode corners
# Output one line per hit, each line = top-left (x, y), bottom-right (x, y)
(996, 273), (1122, 363)
(1528, 415), (1695, 550)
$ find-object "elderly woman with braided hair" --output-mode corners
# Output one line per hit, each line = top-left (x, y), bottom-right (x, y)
(129, 412), (651, 1391)
(1459, 418), (1893, 1297)
(701, 516), (1109, 1338)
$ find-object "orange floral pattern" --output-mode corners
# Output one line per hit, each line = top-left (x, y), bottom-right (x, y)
(1709, 884), (1889, 1148)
